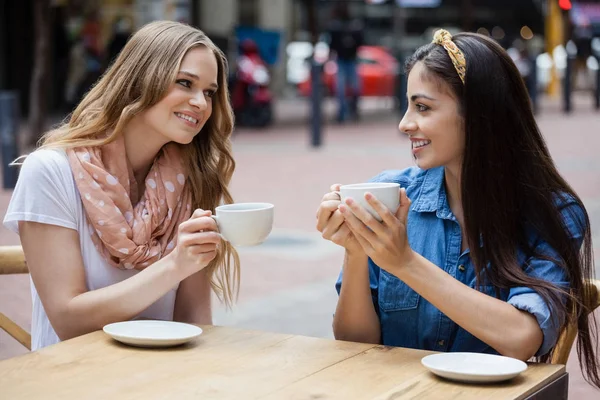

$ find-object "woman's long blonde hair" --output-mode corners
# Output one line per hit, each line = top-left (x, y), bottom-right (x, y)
(40, 20), (240, 306)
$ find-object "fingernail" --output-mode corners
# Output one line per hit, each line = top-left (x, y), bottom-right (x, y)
(345, 198), (354, 206)
(365, 192), (372, 200)
(339, 205), (347, 213)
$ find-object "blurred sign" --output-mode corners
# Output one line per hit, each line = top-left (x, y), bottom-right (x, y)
(558, 0), (572, 11)
(571, 2), (600, 35)
(572, 3), (600, 22)
(396, 0), (441, 7)
(134, 0), (191, 27)
(235, 27), (282, 66)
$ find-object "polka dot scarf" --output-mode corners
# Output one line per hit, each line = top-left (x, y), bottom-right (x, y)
(67, 135), (192, 270)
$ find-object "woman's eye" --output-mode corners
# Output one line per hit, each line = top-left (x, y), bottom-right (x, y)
(177, 79), (192, 88)
(416, 104), (429, 112)
(204, 90), (216, 98)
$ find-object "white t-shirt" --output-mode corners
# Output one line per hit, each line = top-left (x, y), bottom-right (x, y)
(3, 149), (178, 350)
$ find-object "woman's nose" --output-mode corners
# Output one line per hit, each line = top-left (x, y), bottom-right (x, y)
(189, 92), (207, 110)
(398, 115), (417, 136)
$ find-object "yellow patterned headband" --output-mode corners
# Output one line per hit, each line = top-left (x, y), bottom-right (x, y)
(432, 29), (466, 84)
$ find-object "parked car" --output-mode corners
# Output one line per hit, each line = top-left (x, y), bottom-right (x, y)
(297, 45), (400, 97)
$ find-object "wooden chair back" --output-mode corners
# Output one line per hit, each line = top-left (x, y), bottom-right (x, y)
(551, 279), (600, 364)
(0, 245), (31, 350)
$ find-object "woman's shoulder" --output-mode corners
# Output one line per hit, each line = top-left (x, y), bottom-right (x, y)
(4, 148), (79, 234)
(369, 166), (427, 188)
(14, 148), (77, 195)
(19, 148), (72, 177)
(22, 147), (69, 165)
(524, 191), (588, 247)
(553, 192), (587, 240)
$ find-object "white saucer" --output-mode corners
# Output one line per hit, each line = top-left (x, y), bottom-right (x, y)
(103, 320), (203, 348)
(421, 352), (528, 383)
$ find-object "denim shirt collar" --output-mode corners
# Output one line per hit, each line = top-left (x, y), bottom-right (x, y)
(411, 167), (455, 221)
(412, 167), (486, 249)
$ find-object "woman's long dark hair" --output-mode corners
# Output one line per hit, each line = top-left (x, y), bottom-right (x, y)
(405, 33), (599, 387)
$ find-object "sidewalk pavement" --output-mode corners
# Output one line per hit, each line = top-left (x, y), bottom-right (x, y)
(1, 94), (599, 397)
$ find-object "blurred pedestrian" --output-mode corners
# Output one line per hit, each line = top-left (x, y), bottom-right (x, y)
(65, 35), (87, 109)
(106, 16), (133, 68)
(507, 39), (535, 106)
(327, 2), (364, 123)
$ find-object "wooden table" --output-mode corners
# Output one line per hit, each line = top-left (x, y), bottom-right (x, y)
(0, 325), (567, 399)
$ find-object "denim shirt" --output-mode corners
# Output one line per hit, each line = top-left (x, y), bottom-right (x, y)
(336, 166), (585, 357)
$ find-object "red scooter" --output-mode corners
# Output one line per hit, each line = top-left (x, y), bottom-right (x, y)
(231, 39), (273, 127)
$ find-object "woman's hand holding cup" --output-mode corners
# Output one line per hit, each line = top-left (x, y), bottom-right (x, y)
(339, 185), (414, 273)
(170, 209), (221, 277)
(316, 184), (363, 255)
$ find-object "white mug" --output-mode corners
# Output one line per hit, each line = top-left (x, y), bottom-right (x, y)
(339, 182), (400, 221)
(211, 203), (274, 246)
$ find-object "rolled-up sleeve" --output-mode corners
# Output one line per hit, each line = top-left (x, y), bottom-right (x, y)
(508, 199), (585, 357)
(507, 261), (568, 357)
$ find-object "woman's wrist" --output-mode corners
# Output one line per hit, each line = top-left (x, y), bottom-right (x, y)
(344, 249), (368, 265)
(388, 249), (419, 280)
(344, 250), (369, 271)
(156, 250), (188, 283)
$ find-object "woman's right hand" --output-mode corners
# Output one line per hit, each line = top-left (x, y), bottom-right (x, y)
(316, 184), (363, 255)
(171, 209), (222, 277)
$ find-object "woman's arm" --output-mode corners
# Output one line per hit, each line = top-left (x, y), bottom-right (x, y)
(19, 209), (220, 341)
(20, 221), (186, 340)
(333, 251), (381, 344)
(173, 268), (213, 325)
(396, 253), (542, 360)
(316, 184), (381, 344)
(340, 191), (542, 361)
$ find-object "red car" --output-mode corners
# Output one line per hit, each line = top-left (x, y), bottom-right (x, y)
(298, 46), (400, 97)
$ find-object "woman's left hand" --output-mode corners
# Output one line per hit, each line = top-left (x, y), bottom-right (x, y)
(339, 188), (414, 274)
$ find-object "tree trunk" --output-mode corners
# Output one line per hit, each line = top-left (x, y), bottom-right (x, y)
(27, 0), (52, 149)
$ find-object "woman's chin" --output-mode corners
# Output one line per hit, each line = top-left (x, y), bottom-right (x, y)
(414, 158), (428, 170)
(414, 158), (440, 171)
(167, 133), (196, 146)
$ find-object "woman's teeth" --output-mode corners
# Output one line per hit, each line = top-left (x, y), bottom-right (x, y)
(175, 113), (198, 124)
(413, 140), (431, 149)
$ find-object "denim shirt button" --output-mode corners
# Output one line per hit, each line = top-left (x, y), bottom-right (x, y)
(458, 264), (466, 272)
(438, 339), (445, 347)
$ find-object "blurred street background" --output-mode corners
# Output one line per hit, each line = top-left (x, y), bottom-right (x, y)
(1, 0), (599, 398)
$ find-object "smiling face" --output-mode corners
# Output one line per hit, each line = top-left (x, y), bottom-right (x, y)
(398, 62), (465, 173)
(138, 45), (219, 146)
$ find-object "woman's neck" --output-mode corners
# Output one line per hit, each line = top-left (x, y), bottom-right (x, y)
(444, 164), (468, 251)
(122, 118), (166, 186)
(444, 165), (463, 224)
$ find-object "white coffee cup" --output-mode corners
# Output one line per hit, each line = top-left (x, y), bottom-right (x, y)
(339, 183), (400, 221)
(211, 203), (274, 246)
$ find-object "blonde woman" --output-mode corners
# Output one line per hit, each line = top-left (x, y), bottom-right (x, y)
(3, 21), (239, 350)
